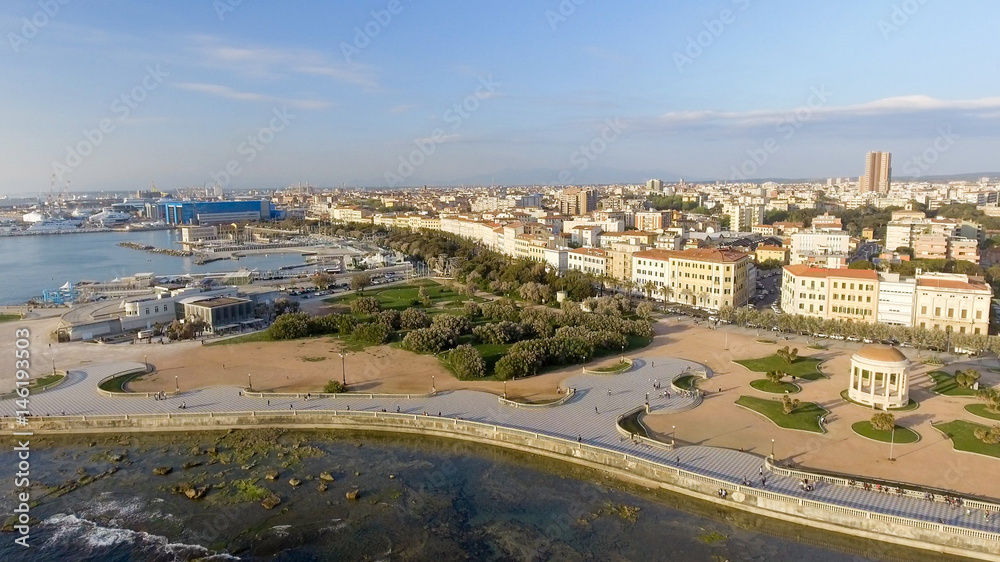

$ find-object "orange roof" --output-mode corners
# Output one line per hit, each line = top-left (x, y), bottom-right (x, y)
(570, 247), (608, 257)
(633, 248), (748, 263)
(782, 265), (877, 280)
(600, 231), (657, 237)
(756, 245), (786, 251)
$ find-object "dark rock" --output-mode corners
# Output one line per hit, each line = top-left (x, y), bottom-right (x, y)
(289, 478), (301, 487)
(261, 494), (281, 510)
(346, 489), (360, 501)
(182, 461), (201, 469)
(153, 467), (172, 476)
(319, 472), (335, 482)
(317, 482), (328, 492)
(265, 470), (279, 481)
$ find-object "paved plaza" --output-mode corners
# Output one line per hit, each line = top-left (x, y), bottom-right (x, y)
(3, 357), (1000, 537)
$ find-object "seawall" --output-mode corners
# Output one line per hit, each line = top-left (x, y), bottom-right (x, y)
(6, 411), (1000, 561)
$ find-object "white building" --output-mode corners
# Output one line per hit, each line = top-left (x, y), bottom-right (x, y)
(876, 272), (916, 326)
(790, 230), (851, 265)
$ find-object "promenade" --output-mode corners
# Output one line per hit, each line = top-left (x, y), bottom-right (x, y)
(4, 357), (1000, 544)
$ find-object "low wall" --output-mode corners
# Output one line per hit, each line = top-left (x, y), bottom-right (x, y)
(498, 387), (575, 409)
(242, 389), (435, 400)
(6, 412), (1000, 560)
(95, 366), (171, 398)
(581, 357), (633, 375)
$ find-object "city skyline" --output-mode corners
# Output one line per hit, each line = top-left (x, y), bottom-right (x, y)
(2, 0), (1000, 194)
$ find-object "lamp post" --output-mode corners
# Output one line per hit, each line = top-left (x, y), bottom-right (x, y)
(247, 373), (252, 391)
(503, 380), (507, 399)
(174, 376), (179, 392)
(431, 375), (435, 393)
(889, 426), (896, 461)
(671, 425), (675, 446)
(620, 344), (625, 363)
(51, 358), (55, 377)
(339, 353), (346, 386)
(770, 439), (775, 460)
(144, 354), (148, 371)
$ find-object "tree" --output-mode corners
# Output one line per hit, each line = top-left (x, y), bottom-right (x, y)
(781, 395), (800, 415)
(323, 380), (345, 393)
(848, 260), (875, 270)
(448, 344), (486, 379)
(765, 370), (786, 385)
(351, 272), (374, 292)
(273, 298), (300, 316)
(311, 272), (335, 289)
(635, 301), (654, 320)
(977, 388), (1000, 413)
(776, 346), (798, 364)
(643, 281), (656, 300)
(351, 322), (392, 345)
(871, 412), (895, 432)
(463, 301), (481, 317)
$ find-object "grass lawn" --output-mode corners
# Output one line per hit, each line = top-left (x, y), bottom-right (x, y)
(750, 379), (801, 394)
(838, 390), (919, 411)
(0, 373), (65, 398)
(735, 395), (826, 433)
(927, 371), (977, 396)
(965, 404), (1000, 422)
(851, 421), (920, 444)
(0, 314), (20, 323)
(618, 410), (649, 438)
(934, 420), (1000, 459)
(734, 354), (825, 381)
(592, 360), (631, 373)
(97, 369), (148, 393)
(672, 375), (699, 391)
(325, 279), (483, 311)
(206, 331), (274, 346)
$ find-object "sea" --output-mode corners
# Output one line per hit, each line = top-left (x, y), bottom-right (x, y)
(0, 431), (949, 562)
(0, 230), (311, 305)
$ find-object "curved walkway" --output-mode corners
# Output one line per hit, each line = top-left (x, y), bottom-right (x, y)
(3, 357), (1000, 538)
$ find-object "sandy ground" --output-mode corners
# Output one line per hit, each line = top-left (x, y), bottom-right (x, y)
(12, 306), (1000, 498)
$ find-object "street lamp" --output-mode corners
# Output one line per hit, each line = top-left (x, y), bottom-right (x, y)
(247, 373), (252, 391)
(431, 375), (435, 393)
(770, 439), (775, 459)
(620, 344), (625, 363)
(503, 380), (507, 399)
(889, 426), (896, 461)
(144, 354), (148, 371)
(51, 358), (55, 377)
(339, 353), (346, 386)
(174, 376), (179, 392)
(671, 425), (675, 445)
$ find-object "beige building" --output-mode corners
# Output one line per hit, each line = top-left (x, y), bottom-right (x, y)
(913, 273), (992, 335)
(913, 232), (949, 260)
(557, 188), (597, 216)
(632, 248), (751, 310)
(568, 247), (609, 277)
(755, 245), (789, 265)
(860, 151), (891, 194)
(634, 211), (671, 232)
(780, 265), (879, 322)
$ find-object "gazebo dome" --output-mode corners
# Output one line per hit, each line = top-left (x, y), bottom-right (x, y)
(854, 345), (907, 364)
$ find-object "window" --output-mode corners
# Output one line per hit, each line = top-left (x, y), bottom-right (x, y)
(961, 310), (968, 319)
(935, 307), (941, 317)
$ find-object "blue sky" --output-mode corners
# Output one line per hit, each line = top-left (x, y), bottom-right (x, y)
(1, 0), (999, 194)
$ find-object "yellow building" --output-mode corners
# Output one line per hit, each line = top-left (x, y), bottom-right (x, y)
(755, 245), (789, 265)
(631, 248), (751, 310)
(780, 265), (878, 322)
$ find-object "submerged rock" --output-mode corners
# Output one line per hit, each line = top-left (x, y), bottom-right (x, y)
(346, 489), (360, 501)
(184, 486), (209, 500)
(289, 478), (301, 487)
(319, 472), (335, 482)
(265, 470), (279, 481)
(261, 494), (281, 510)
(182, 461), (201, 469)
(317, 482), (328, 492)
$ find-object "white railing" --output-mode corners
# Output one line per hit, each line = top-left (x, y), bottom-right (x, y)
(498, 387), (575, 409)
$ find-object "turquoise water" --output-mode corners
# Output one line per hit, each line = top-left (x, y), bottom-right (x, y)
(0, 230), (309, 304)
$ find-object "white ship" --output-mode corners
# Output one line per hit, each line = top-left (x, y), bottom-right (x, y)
(27, 218), (83, 232)
(88, 209), (132, 227)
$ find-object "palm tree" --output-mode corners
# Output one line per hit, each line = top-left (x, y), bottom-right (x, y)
(622, 280), (636, 304)
(643, 281), (657, 300)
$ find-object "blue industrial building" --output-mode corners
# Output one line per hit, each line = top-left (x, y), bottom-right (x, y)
(159, 200), (279, 225)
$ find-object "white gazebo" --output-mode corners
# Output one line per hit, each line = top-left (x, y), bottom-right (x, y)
(848, 345), (910, 409)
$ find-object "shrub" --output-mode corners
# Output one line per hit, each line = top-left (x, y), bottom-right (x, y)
(449, 344), (486, 379)
(402, 327), (454, 354)
(956, 369), (982, 389)
(323, 380), (345, 393)
(431, 314), (471, 337)
(975, 425), (1000, 445)
(765, 370), (786, 384)
(635, 302), (654, 319)
(307, 314), (341, 335)
(781, 395), (800, 414)
(473, 321), (524, 345)
(351, 322), (392, 345)
(350, 296), (381, 316)
(978, 388), (1000, 413)
(463, 301), (481, 317)
(268, 312), (310, 340)
(374, 309), (401, 330)
(400, 308), (431, 329)
(495, 351), (539, 380)
(870, 413), (895, 432)
(482, 299), (521, 323)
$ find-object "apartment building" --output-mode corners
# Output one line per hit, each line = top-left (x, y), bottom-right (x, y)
(913, 273), (992, 335)
(634, 211), (671, 232)
(811, 212), (843, 231)
(885, 212), (958, 251)
(913, 232), (949, 260)
(755, 245), (789, 265)
(632, 248), (751, 310)
(949, 237), (980, 264)
(568, 247), (610, 277)
(790, 230), (852, 266)
(877, 272), (916, 326)
(860, 151), (892, 194)
(556, 188), (597, 216)
(780, 265), (878, 322)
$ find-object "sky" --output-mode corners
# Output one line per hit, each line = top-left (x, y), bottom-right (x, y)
(1, 0), (999, 195)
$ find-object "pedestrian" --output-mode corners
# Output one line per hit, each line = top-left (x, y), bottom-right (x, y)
(759, 466), (763, 476)
(676, 455), (680, 465)
(347, 405), (350, 411)
(578, 434), (582, 443)
(396, 406), (400, 413)
(595, 406), (599, 414)
(267, 400), (270, 406)
(289, 403), (293, 409)
(719, 387), (722, 393)
(608, 389), (612, 396)
(667, 391), (671, 399)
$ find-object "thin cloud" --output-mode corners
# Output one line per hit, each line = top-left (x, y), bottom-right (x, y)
(188, 36), (379, 90)
(388, 104), (418, 114)
(173, 82), (332, 109)
(656, 95), (1000, 128)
